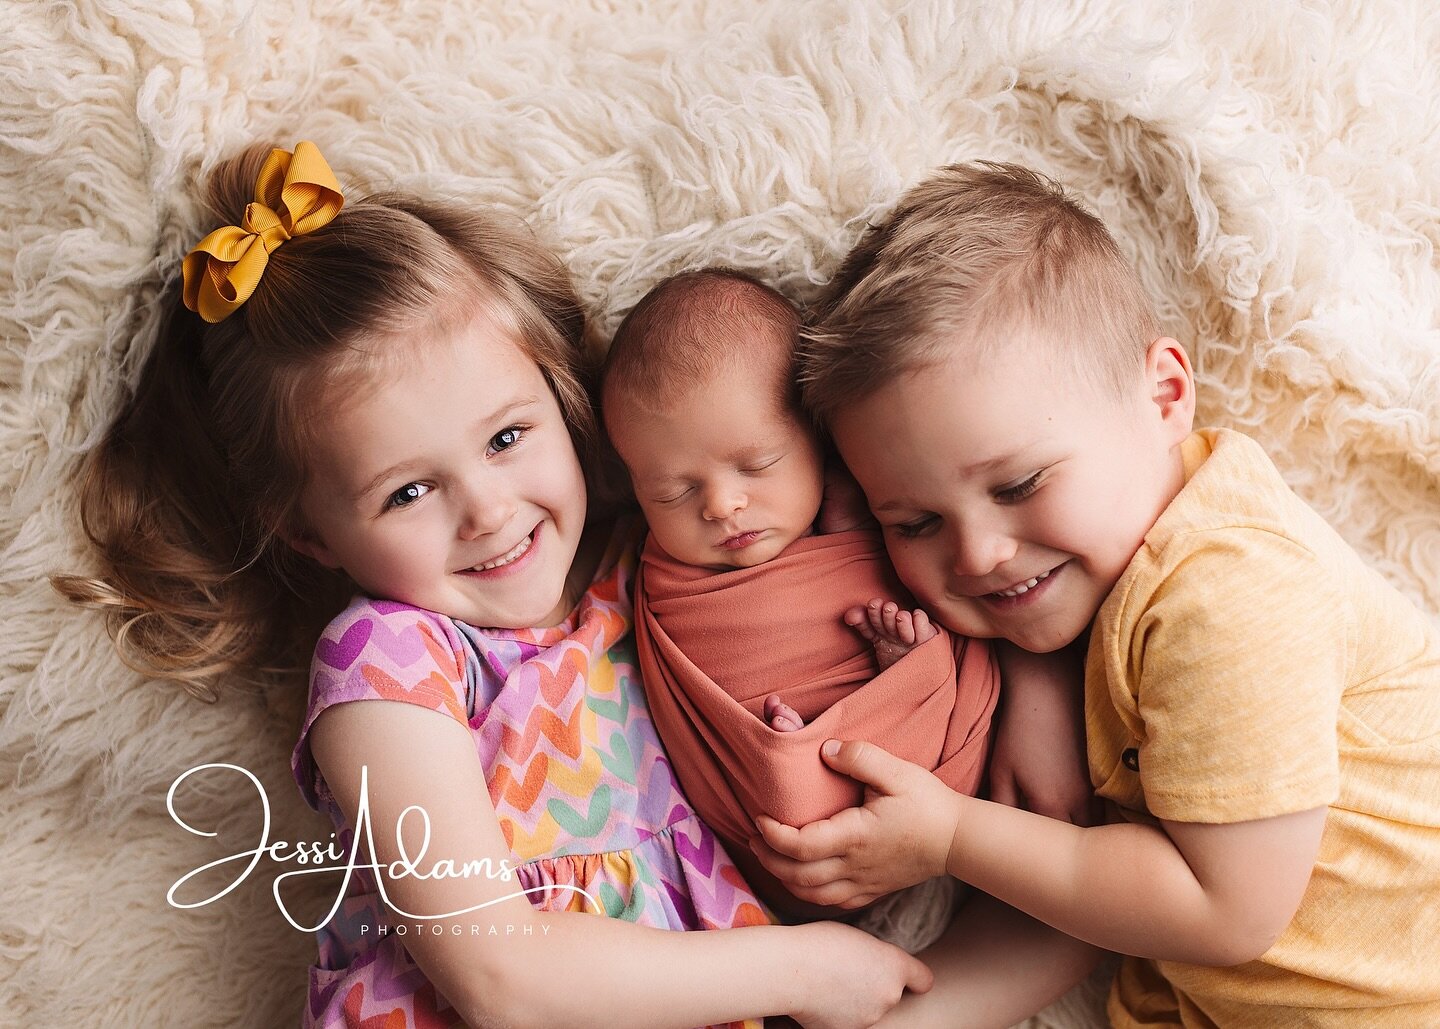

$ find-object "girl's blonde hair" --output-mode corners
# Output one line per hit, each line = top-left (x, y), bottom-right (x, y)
(53, 142), (600, 699)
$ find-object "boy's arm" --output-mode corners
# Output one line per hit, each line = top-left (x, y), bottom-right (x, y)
(989, 641), (1096, 825)
(753, 741), (1325, 966)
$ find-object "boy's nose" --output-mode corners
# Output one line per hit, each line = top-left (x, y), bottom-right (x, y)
(949, 521), (1018, 579)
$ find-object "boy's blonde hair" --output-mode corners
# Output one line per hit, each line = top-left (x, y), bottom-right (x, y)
(601, 268), (800, 422)
(799, 161), (1160, 421)
(53, 142), (599, 698)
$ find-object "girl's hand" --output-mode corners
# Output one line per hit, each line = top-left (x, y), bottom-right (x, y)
(789, 921), (934, 1029)
(751, 740), (962, 908)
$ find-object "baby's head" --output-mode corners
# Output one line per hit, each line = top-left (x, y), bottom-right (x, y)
(800, 162), (1195, 653)
(602, 269), (823, 571)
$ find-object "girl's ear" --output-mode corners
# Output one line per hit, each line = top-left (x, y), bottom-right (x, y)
(1144, 336), (1196, 445)
(280, 527), (343, 570)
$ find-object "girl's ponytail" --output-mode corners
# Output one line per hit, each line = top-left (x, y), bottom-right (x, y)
(53, 143), (349, 697)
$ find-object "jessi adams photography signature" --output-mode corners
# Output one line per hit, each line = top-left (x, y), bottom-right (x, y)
(165, 763), (598, 932)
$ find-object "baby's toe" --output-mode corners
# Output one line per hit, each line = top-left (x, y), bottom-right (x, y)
(880, 601), (901, 638)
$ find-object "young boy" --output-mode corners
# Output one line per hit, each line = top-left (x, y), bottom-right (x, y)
(601, 269), (1014, 919)
(751, 162), (1440, 1025)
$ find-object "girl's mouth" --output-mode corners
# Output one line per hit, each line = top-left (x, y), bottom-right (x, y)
(463, 525), (539, 574)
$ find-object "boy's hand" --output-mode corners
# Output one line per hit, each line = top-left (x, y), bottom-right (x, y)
(990, 642), (1098, 826)
(988, 704), (1097, 826)
(751, 740), (962, 908)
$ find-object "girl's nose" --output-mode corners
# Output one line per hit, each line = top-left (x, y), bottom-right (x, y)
(456, 480), (515, 540)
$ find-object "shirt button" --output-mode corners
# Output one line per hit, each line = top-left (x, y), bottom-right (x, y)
(1121, 748), (1140, 771)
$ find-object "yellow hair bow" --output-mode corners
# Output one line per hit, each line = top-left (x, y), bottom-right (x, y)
(181, 140), (344, 323)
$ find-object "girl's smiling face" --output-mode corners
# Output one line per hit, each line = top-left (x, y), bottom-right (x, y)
(290, 307), (588, 629)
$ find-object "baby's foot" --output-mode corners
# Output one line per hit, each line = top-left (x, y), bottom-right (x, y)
(763, 693), (805, 732)
(844, 599), (939, 671)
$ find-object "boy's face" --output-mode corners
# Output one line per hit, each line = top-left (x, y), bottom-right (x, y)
(608, 362), (824, 570)
(829, 337), (1193, 653)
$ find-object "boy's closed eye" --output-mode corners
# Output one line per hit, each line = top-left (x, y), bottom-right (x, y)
(995, 470), (1044, 503)
(892, 515), (940, 539)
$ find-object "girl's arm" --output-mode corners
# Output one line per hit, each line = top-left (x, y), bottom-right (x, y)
(311, 701), (932, 1029)
(752, 741), (1325, 966)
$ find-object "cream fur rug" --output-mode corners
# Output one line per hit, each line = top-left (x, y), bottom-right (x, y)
(3, 1), (1437, 1026)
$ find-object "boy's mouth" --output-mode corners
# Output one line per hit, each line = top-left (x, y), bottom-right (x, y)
(981, 563), (1062, 604)
(989, 566), (1054, 598)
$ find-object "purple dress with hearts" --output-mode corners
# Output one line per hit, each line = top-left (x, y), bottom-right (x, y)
(291, 523), (769, 1028)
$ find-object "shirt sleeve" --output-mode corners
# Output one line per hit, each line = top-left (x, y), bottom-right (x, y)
(1129, 527), (1347, 823)
(291, 598), (470, 809)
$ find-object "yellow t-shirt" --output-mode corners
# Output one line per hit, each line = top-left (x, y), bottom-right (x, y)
(1087, 428), (1440, 1028)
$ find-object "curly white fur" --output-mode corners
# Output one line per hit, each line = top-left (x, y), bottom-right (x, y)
(1, 1), (1436, 1025)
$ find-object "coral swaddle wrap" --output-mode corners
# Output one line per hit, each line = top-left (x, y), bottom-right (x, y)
(635, 528), (1000, 913)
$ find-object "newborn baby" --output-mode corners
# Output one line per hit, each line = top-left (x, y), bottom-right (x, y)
(601, 268), (999, 917)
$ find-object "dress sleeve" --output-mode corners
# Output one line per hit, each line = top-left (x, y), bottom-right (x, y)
(1129, 527), (1347, 823)
(290, 598), (471, 809)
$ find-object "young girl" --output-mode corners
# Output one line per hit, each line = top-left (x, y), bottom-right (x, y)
(57, 140), (931, 1029)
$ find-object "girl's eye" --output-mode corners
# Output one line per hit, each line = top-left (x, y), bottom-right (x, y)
(488, 426), (525, 455)
(892, 515), (939, 539)
(386, 482), (430, 510)
(996, 472), (1042, 503)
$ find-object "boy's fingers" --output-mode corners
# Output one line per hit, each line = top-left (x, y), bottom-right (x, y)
(754, 813), (846, 860)
(820, 739), (912, 794)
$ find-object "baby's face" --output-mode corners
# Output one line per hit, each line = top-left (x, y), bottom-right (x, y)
(830, 337), (1193, 653)
(609, 362), (824, 570)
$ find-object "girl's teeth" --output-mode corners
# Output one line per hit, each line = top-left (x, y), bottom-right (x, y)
(473, 533), (532, 571)
(994, 568), (1051, 598)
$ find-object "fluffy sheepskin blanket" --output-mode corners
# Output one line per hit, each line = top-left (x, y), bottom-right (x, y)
(2, 1), (1437, 1026)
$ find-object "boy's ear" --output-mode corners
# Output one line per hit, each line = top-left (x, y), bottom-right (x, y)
(279, 526), (344, 570)
(1144, 337), (1196, 444)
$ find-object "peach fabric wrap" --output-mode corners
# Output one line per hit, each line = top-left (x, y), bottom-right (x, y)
(634, 529), (1000, 914)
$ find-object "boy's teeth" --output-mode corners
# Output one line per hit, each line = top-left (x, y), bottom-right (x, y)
(472, 533), (532, 571)
(993, 568), (1051, 598)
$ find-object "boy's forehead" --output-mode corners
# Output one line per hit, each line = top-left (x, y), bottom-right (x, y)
(830, 356), (1066, 472)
